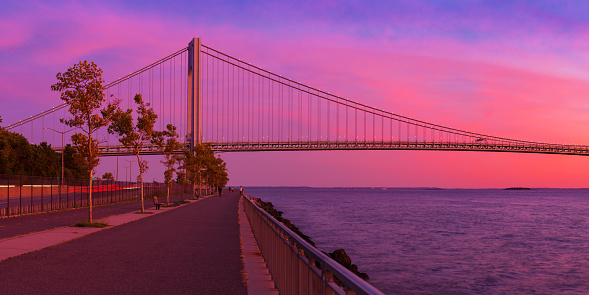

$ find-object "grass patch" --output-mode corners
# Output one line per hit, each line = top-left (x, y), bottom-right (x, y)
(73, 221), (109, 228)
(174, 200), (190, 204)
(135, 211), (154, 214)
(161, 204), (176, 207)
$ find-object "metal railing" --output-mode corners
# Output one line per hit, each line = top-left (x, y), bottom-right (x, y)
(0, 174), (192, 217)
(242, 194), (383, 295)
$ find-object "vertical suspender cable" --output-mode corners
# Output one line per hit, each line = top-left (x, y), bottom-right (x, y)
(233, 61), (235, 142)
(361, 107), (365, 143)
(169, 58), (172, 130)
(271, 77), (274, 142)
(233, 61), (236, 143)
(325, 93), (331, 142)
(336, 98), (339, 143)
(173, 55), (176, 138)
(217, 53), (220, 142)
(222, 56), (225, 142)
(382, 114), (384, 145)
(390, 117), (393, 146)
(258, 70), (261, 143)
(318, 91), (321, 141)
(308, 89), (311, 143)
(346, 101), (349, 143)
(355, 106), (357, 144)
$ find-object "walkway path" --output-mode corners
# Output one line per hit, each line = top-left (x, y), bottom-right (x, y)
(0, 194), (189, 239)
(0, 193), (251, 294)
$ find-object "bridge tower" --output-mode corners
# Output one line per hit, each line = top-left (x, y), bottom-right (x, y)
(187, 37), (202, 150)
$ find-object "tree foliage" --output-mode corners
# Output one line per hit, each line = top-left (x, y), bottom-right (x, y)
(180, 143), (228, 196)
(51, 60), (112, 223)
(101, 172), (115, 181)
(159, 124), (182, 204)
(107, 94), (163, 212)
(0, 129), (87, 178)
(204, 155), (229, 189)
(63, 144), (90, 179)
(0, 127), (87, 178)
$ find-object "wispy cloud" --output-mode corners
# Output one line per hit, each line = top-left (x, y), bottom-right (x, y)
(2, 0), (589, 187)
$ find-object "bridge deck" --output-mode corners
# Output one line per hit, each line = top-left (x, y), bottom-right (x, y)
(88, 141), (589, 156)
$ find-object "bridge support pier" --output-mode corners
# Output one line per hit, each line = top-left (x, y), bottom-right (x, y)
(187, 37), (202, 150)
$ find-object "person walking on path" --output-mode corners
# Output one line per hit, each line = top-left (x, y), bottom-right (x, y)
(239, 186), (243, 197)
(218, 186), (222, 196)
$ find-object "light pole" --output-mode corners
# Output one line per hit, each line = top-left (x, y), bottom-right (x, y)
(124, 159), (135, 183)
(122, 165), (130, 182)
(44, 127), (74, 209)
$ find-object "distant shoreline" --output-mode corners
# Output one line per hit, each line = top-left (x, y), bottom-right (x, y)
(504, 187), (532, 190)
(241, 186), (589, 190)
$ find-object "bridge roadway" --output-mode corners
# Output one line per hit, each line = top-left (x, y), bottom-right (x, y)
(0, 192), (275, 294)
(93, 140), (589, 156)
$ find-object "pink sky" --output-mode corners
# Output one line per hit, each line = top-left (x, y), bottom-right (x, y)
(2, 1), (589, 188)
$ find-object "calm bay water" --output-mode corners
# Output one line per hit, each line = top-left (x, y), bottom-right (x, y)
(245, 187), (589, 294)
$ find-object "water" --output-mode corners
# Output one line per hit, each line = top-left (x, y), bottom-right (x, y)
(245, 187), (589, 294)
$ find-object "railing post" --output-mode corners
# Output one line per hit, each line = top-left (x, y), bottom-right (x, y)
(41, 176), (44, 212)
(50, 176), (53, 211)
(19, 174), (22, 215)
(7, 174), (10, 217)
(66, 178), (69, 209)
(243, 195), (383, 295)
(30, 176), (33, 211)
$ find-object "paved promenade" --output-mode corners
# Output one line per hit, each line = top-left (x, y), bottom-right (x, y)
(0, 192), (270, 294)
(0, 194), (188, 240)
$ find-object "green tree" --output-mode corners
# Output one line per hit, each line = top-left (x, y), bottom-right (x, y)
(0, 129), (35, 175)
(101, 172), (115, 181)
(180, 144), (212, 198)
(30, 142), (61, 177)
(175, 169), (187, 200)
(179, 143), (228, 197)
(51, 61), (113, 223)
(0, 130), (87, 178)
(204, 155), (229, 190)
(159, 124), (182, 205)
(180, 148), (199, 198)
(63, 144), (91, 179)
(107, 94), (163, 212)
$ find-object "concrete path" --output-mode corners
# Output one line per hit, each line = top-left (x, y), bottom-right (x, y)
(0, 194), (190, 240)
(0, 193), (251, 294)
(239, 195), (279, 295)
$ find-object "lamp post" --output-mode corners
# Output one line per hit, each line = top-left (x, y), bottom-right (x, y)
(44, 127), (74, 209)
(122, 165), (130, 182)
(123, 159), (135, 183)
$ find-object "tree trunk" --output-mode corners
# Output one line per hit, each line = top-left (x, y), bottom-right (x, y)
(88, 132), (93, 224)
(166, 185), (170, 205)
(136, 154), (144, 212)
(140, 173), (144, 212)
(198, 172), (202, 198)
(89, 169), (93, 223)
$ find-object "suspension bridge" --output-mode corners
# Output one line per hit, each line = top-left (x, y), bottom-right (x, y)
(5, 37), (589, 157)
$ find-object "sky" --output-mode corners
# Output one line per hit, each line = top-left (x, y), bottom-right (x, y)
(1, 0), (589, 188)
